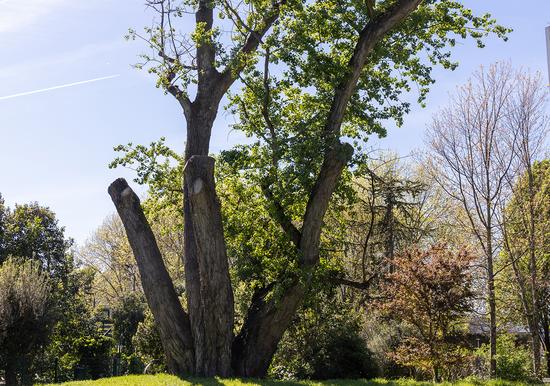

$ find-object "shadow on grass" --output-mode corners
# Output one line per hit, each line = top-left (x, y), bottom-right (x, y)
(182, 378), (438, 386)
(183, 378), (533, 386)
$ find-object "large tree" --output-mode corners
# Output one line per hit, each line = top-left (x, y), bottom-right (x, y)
(110, 0), (507, 377)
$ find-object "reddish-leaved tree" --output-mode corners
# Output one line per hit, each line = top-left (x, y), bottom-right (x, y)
(378, 245), (475, 381)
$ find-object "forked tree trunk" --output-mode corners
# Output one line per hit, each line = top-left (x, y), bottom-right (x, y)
(178, 97), (235, 376)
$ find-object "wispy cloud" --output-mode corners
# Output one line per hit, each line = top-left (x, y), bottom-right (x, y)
(0, 75), (120, 101)
(0, 40), (123, 81)
(0, 0), (68, 33)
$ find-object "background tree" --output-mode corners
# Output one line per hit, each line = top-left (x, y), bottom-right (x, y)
(500, 69), (549, 377)
(110, 0), (508, 376)
(78, 209), (186, 309)
(378, 245), (475, 381)
(1, 202), (73, 282)
(0, 196), (115, 384)
(501, 160), (550, 377)
(78, 214), (140, 306)
(426, 62), (518, 377)
(343, 155), (429, 280)
(133, 310), (166, 374)
(77, 207), (188, 373)
(112, 294), (146, 355)
(37, 266), (110, 383)
(0, 258), (53, 386)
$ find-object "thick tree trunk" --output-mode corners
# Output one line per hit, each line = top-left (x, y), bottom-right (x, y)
(233, 142), (352, 377)
(4, 358), (17, 386)
(181, 101), (235, 376)
(232, 283), (304, 376)
(108, 179), (195, 375)
(184, 155), (234, 376)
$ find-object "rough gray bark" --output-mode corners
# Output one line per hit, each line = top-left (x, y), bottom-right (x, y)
(232, 283), (304, 377)
(184, 155), (234, 376)
(183, 106), (230, 377)
(108, 178), (195, 375)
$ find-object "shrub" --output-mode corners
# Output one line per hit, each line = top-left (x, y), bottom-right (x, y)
(119, 353), (145, 375)
(112, 293), (146, 354)
(0, 257), (54, 385)
(269, 299), (379, 380)
(73, 335), (114, 380)
(474, 333), (531, 381)
(132, 310), (166, 373)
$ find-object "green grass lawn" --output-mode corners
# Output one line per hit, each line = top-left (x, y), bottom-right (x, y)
(39, 374), (532, 386)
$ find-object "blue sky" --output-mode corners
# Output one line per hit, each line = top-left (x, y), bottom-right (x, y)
(0, 0), (549, 245)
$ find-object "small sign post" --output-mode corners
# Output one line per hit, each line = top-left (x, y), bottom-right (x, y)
(546, 26), (550, 84)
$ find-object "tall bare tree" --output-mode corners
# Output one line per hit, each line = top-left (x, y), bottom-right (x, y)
(426, 63), (518, 377)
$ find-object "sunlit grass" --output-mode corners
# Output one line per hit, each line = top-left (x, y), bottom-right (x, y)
(40, 374), (532, 386)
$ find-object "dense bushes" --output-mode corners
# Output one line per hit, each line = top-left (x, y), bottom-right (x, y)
(112, 294), (146, 354)
(270, 299), (378, 380)
(72, 335), (114, 380)
(132, 310), (166, 374)
(0, 258), (54, 385)
(475, 334), (532, 381)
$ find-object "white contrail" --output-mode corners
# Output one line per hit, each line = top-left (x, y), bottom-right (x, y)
(0, 74), (120, 101)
